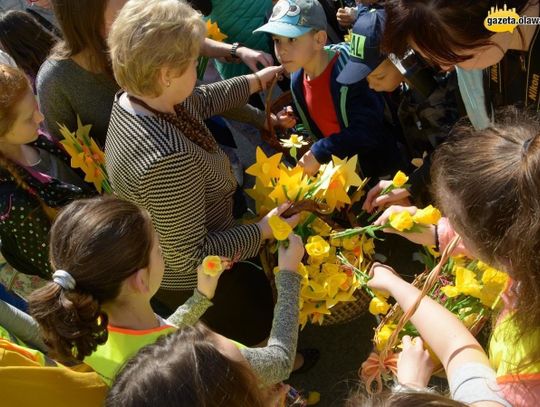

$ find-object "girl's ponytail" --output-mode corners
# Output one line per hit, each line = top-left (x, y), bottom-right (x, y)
(29, 196), (155, 361)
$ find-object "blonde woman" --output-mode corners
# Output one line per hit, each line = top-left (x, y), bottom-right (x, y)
(105, 0), (298, 346)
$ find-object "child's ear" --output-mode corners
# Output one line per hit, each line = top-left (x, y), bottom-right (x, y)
(314, 30), (327, 47)
(127, 268), (151, 294)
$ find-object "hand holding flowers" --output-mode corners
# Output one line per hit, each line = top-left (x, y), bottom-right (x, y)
(198, 256), (232, 299)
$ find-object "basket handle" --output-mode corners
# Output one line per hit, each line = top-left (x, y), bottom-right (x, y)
(360, 235), (462, 394)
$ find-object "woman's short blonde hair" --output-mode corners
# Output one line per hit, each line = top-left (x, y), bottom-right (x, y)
(108, 0), (206, 97)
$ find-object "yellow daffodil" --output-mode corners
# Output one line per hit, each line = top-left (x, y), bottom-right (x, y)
(392, 170), (409, 188)
(201, 256), (223, 276)
(455, 266), (482, 298)
(369, 296), (392, 316)
(362, 236), (376, 256)
(245, 147), (282, 186)
(310, 217), (332, 236)
(441, 285), (460, 297)
(389, 211), (414, 232)
(324, 273), (348, 298)
(268, 215), (292, 241)
(481, 267), (508, 288)
(412, 205), (442, 225)
(375, 323), (396, 351)
(342, 235), (359, 251)
(206, 20), (228, 42)
(322, 177), (351, 212)
(301, 281), (328, 300)
(305, 235), (330, 258)
(331, 155), (364, 189)
(280, 133), (309, 149)
(268, 165), (310, 205)
(245, 178), (275, 214)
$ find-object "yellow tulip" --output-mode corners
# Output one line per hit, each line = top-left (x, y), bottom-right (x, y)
(305, 235), (330, 258)
(455, 267), (482, 298)
(201, 256), (223, 276)
(392, 170), (409, 188)
(389, 211), (414, 232)
(369, 296), (392, 316)
(412, 205), (442, 225)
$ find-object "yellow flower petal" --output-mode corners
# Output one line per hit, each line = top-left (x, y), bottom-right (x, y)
(268, 215), (292, 241)
(389, 211), (414, 232)
(202, 255), (223, 276)
(305, 235), (330, 258)
(392, 170), (408, 188)
(412, 205), (442, 225)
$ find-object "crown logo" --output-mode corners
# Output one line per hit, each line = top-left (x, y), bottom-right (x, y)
(484, 4), (520, 33)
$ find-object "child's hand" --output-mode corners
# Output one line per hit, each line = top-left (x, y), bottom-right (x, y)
(196, 257), (231, 299)
(336, 7), (357, 28)
(366, 262), (401, 296)
(278, 233), (305, 272)
(258, 202), (301, 240)
(397, 336), (434, 389)
(298, 150), (321, 177)
(275, 106), (297, 129)
(362, 180), (411, 212)
(373, 205), (436, 247)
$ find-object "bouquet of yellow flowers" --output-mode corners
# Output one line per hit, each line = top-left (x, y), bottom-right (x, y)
(58, 117), (112, 194)
(247, 143), (382, 327)
(363, 251), (508, 392)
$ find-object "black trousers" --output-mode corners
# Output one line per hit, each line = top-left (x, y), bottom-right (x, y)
(153, 260), (274, 346)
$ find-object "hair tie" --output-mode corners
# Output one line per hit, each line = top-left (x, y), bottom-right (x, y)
(52, 270), (76, 290)
(523, 136), (535, 156)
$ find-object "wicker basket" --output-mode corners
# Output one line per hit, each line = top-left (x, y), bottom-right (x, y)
(373, 266), (489, 373)
(259, 77), (311, 158)
(260, 243), (371, 327)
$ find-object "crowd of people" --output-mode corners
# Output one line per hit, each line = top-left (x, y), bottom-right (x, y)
(0, 0), (538, 406)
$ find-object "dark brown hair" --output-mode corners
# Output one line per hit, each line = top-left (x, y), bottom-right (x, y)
(382, 0), (536, 66)
(0, 10), (57, 79)
(432, 107), (540, 365)
(346, 390), (467, 407)
(29, 196), (155, 361)
(50, 0), (111, 74)
(106, 323), (267, 407)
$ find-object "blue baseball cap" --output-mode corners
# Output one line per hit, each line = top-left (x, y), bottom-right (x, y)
(253, 0), (327, 38)
(337, 8), (386, 85)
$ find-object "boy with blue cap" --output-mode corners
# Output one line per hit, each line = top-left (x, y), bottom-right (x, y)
(254, 0), (403, 178)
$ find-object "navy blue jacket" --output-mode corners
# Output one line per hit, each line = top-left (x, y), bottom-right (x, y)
(290, 43), (402, 177)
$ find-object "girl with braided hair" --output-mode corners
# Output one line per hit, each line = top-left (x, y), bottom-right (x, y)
(0, 64), (95, 301)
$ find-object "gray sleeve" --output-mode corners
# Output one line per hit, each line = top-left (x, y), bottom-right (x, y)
(240, 270), (301, 386)
(36, 60), (77, 141)
(449, 362), (511, 406)
(221, 104), (266, 129)
(0, 300), (47, 352)
(166, 289), (213, 328)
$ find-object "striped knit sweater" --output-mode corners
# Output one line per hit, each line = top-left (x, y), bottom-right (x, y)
(105, 77), (262, 290)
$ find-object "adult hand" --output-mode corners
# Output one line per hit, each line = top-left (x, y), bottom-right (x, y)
(249, 65), (283, 93)
(298, 150), (321, 177)
(196, 256), (231, 300)
(362, 180), (411, 213)
(237, 46), (274, 72)
(397, 336), (434, 389)
(278, 233), (305, 272)
(373, 205), (436, 247)
(257, 202), (301, 240)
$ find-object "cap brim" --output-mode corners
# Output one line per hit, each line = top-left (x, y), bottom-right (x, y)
(336, 61), (372, 85)
(253, 21), (312, 38)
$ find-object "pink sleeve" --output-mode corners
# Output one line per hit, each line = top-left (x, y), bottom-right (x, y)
(437, 217), (473, 258)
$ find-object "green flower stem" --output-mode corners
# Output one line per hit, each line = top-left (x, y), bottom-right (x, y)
(336, 253), (375, 298)
(331, 224), (386, 240)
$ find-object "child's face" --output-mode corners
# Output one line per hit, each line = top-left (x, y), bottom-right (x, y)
(366, 58), (404, 92)
(272, 32), (323, 73)
(2, 89), (44, 145)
